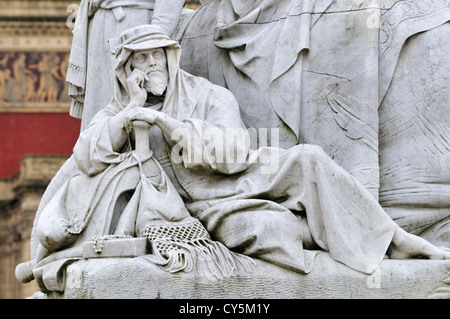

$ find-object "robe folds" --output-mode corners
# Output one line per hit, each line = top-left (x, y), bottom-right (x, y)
(67, 0), (185, 130)
(32, 27), (400, 292)
(72, 66), (398, 278)
(177, 0), (450, 204)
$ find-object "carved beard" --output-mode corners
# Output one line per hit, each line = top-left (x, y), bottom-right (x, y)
(145, 71), (168, 96)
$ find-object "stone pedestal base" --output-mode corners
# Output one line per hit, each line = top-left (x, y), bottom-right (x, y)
(45, 252), (450, 299)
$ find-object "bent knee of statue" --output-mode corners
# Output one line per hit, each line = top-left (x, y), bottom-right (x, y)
(289, 144), (336, 170)
(293, 144), (327, 159)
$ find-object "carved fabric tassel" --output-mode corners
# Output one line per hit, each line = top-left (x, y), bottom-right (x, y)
(142, 217), (255, 279)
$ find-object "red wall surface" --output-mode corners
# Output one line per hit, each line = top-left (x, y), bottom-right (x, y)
(0, 112), (81, 178)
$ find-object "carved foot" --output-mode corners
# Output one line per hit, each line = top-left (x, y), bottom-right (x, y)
(388, 228), (450, 260)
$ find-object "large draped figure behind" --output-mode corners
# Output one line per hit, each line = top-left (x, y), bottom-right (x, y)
(175, 0), (450, 245)
(177, 0), (382, 197)
(67, 0), (185, 130)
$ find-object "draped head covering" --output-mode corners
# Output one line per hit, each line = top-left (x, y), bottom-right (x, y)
(110, 24), (211, 123)
(106, 24), (256, 277)
(112, 24), (181, 107)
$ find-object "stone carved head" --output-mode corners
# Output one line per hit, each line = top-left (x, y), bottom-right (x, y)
(111, 24), (181, 106)
(130, 48), (168, 96)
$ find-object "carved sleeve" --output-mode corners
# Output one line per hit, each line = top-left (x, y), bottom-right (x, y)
(73, 106), (129, 176)
(171, 86), (251, 175)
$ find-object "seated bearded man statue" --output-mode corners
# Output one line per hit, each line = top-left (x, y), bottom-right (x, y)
(18, 24), (450, 294)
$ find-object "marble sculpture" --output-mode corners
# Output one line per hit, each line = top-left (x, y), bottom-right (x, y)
(15, 0), (450, 299)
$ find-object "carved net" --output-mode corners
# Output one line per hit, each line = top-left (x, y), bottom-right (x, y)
(141, 218), (255, 278)
(143, 218), (210, 252)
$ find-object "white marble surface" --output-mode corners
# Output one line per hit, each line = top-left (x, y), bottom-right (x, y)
(176, 0), (450, 243)
(55, 253), (450, 299)
(16, 1), (450, 299)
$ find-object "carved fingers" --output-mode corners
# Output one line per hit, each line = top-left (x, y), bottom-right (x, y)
(122, 107), (159, 133)
(126, 68), (149, 108)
